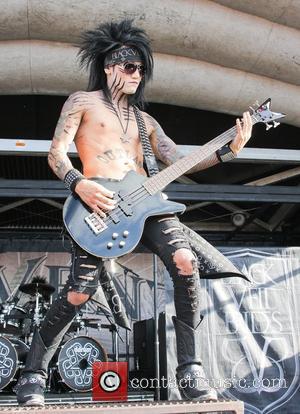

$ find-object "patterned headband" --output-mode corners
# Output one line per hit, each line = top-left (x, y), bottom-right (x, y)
(104, 46), (142, 66)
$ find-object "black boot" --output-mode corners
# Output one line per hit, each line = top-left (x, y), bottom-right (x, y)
(172, 316), (218, 401)
(15, 293), (77, 406)
(14, 329), (57, 406)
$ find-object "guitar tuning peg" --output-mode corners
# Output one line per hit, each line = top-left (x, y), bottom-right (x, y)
(273, 121), (280, 128)
(265, 123), (272, 131)
(249, 106), (255, 113)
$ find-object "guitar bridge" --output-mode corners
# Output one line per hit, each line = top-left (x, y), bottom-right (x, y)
(84, 213), (107, 235)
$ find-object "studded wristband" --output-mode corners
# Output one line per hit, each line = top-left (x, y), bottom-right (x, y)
(216, 145), (236, 163)
(63, 169), (84, 192)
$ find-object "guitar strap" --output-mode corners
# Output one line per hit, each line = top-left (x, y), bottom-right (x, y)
(132, 105), (248, 281)
(133, 105), (159, 177)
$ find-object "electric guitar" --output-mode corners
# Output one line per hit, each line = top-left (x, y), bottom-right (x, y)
(63, 99), (285, 258)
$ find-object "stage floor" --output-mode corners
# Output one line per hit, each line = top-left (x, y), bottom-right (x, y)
(0, 392), (244, 414)
(0, 401), (244, 414)
(0, 389), (154, 406)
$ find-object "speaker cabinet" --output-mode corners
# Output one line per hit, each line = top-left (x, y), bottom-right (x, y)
(132, 313), (168, 398)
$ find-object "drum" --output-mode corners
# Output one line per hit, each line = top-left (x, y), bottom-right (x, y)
(0, 304), (28, 336)
(0, 336), (29, 390)
(56, 336), (107, 392)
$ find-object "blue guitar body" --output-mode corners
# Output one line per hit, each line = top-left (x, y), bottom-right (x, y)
(63, 170), (185, 258)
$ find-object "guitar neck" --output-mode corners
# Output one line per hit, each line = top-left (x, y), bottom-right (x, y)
(143, 124), (238, 195)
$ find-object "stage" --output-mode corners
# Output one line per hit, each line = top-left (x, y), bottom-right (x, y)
(0, 395), (244, 414)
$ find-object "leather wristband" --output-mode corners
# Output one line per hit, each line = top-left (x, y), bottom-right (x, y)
(63, 169), (84, 192)
(216, 145), (236, 163)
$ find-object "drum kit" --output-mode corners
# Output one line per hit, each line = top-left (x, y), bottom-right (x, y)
(0, 281), (108, 394)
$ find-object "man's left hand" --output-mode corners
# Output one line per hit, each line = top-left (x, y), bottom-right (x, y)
(229, 111), (252, 155)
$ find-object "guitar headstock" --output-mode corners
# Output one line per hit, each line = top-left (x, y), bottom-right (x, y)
(250, 98), (286, 130)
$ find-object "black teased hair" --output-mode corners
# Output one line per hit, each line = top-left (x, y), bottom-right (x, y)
(78, 19), (153, 108)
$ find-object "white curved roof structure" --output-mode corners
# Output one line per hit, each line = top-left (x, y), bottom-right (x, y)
(1, 0), (299, 126)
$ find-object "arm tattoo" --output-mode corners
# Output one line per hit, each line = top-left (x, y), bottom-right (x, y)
(54, 92), (87, 140)
(146, 115), (179, 166)
(48, 143), (73, 179)
(48, 92), (87, 180)
(146, 114), (220, 174)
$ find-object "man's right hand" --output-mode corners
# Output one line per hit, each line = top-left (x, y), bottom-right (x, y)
(74, 179), (116, 217)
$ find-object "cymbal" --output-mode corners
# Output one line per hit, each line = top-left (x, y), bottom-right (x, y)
(19, 282), (55, 297)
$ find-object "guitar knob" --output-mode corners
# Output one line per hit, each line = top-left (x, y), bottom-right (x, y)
(107, 242), (114, 249)
(119, 241), (126, 248)
(112, 233), (119, 239)
(123, 230), (129, 238)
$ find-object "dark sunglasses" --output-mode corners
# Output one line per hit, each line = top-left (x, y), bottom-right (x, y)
(119, 62), (145, 76)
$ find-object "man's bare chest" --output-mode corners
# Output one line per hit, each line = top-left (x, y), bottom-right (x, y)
(79, 102), (141, 144)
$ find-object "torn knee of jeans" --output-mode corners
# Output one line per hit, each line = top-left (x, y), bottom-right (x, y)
(182, 254), (199, 276)
(67, 290), (90, 306)
(173, 248), (198, 276)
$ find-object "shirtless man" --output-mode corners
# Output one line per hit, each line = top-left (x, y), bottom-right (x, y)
(15, 19), (252, 406)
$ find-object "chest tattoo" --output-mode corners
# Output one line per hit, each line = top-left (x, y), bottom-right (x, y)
(96, 148), (142, 168)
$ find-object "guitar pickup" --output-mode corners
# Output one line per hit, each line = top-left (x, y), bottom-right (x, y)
(119, 201), (133, 216)
(84, 213), (107, 235)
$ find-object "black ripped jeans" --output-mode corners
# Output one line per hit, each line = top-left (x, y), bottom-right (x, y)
(142, 215), (201, 328)
(41, 214), (201, 348)
(69, 214), (201, 325)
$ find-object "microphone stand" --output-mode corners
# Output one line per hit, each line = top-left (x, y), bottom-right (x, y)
(115, 262), (142, 279)
(153, 254), (160, 401)
(116, 259), (161, 401)
(114, 262), (138, 369)
(124, 267), (129, 365)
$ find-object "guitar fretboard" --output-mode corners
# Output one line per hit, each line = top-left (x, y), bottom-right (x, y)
(143, 123), (241, 195)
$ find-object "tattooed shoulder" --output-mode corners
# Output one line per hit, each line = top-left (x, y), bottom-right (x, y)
(144, 113), (179, 165)
(63, 91), (93, 114)
(54, 91), (92, 141)
(143, 112), (157, 136)
(144, 113), (167, 141)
